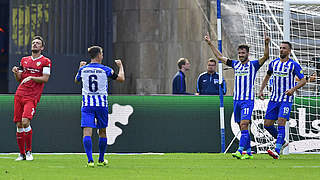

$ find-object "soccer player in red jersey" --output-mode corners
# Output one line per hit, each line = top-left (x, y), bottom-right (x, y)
(11, 36), (51, 161)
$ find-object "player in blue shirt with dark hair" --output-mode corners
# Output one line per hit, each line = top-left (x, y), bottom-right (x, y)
(205, 33), (270, 159)
(196, 58), (226, 95)
(259, 41), (306, 159)
(172, 58), (191, 94)
(75, 46), (125, 167)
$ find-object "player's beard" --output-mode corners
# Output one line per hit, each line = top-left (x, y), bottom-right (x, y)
(32, 49), (40, 54)
(280, 54), (287, 59)
(240, 57), (248, 63)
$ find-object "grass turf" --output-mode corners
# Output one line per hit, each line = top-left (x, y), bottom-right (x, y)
(0, 153), (320, 180)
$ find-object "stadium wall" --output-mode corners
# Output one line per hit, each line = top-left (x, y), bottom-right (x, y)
(8, 0), (113, 94)
(0, 95), (237, 153)
(7, 0), (239, 95)
(111, 0), (237, 95)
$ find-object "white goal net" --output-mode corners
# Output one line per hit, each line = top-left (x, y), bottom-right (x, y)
(234, 0), (320, 154)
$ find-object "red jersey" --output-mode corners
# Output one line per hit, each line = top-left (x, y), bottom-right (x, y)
(15, 55), (52, 101)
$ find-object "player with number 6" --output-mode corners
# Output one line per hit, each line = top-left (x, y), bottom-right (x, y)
(74, 46), (124, 167)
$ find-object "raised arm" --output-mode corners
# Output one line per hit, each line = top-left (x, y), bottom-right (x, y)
(258, 74), (271, 100)
(114, 59), (125, 82)
(12, 66), (22, 82)
(74, 61), (87, 84)
(204, 34), (228, 64)
(258, 33), (270, 66)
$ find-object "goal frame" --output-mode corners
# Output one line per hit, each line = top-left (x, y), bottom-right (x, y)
(282, 0), (320, 155)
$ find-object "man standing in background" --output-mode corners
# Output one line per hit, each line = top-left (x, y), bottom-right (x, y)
(196, 58), (226, 95)
(172, 58), (191, 94)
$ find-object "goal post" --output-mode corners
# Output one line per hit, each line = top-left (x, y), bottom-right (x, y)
(283, 0), (320, 155)
(283, 0), (320, 42)
(234, 0), (320, 154)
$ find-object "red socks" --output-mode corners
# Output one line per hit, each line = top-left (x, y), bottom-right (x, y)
(25, 129), (33, 152)
(16, 132), (25, 154)
(16, 127), (33, 154)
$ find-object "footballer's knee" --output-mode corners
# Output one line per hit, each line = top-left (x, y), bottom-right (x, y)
(264, 119), (274, 127)
(240, 120), (250, 130)
(277, 118), (287, 126)
(21, 118), (30, 128)
(98, 128), (107, 138)
(16, 122), (23, 128)
(83, 127), (93, 137)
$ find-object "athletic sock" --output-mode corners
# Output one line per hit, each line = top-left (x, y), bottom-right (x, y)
(264, 125), (278, 139)
(238, 130), (249, 154)
(245, 130), (252, 156)
(83, 136), (93, 163)
(24, 126), (32, 152)
(98, 137), (108, 162)
(275, 126), (285, 154)
(16, 130), (25, 155)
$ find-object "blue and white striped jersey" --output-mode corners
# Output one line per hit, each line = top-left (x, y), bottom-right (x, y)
(268, 58), (304, 102)
(231, 60), (261, 100)
(76, 63), (113, 107)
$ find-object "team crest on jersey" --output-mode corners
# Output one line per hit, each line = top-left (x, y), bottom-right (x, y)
(36, 61), (41, 66)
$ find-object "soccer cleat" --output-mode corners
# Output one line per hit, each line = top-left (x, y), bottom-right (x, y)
(86, 162), (94, 168)
(267, 149), (280, 159)
(15, 153), (26, 161)
(232, 151), (242, 159)
(26, 151), (33, 161)
(280, 141), (289, 154)
(241, 154), (253, 160)
(97, 159), (108, 166)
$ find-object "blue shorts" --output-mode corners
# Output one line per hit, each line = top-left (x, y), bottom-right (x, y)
(265, 101), (292, 121)
(81, 106), (109, 129)
(233, 100), (254, 123)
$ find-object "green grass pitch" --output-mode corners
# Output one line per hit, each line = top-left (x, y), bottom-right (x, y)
(0, 153), (320, 180)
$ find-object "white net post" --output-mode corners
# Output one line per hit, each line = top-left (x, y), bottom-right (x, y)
(236, 0), (320, 154)
(283, 0), (320, 155)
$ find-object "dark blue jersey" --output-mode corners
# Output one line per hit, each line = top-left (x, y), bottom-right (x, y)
(172, 70), (187, 94)
(196, 72), (226, 95)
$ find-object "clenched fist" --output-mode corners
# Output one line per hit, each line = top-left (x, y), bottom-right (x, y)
(115, 59), (123, 67)
(79, 61), (87, 68)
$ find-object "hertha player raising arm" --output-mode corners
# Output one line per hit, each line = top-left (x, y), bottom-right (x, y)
(205, 33), (270, 159)
(75, 46), (125, 167)
(12, 36), (51, 161)
(258, 41), (306, 159)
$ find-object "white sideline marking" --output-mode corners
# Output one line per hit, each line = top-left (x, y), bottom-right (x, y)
(0, 152), (164, 155)
(293, 166), (320, 168)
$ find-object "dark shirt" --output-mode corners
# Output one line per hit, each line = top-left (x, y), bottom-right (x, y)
(196, 72), (226, 95)
(172, 70), (187, 94)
